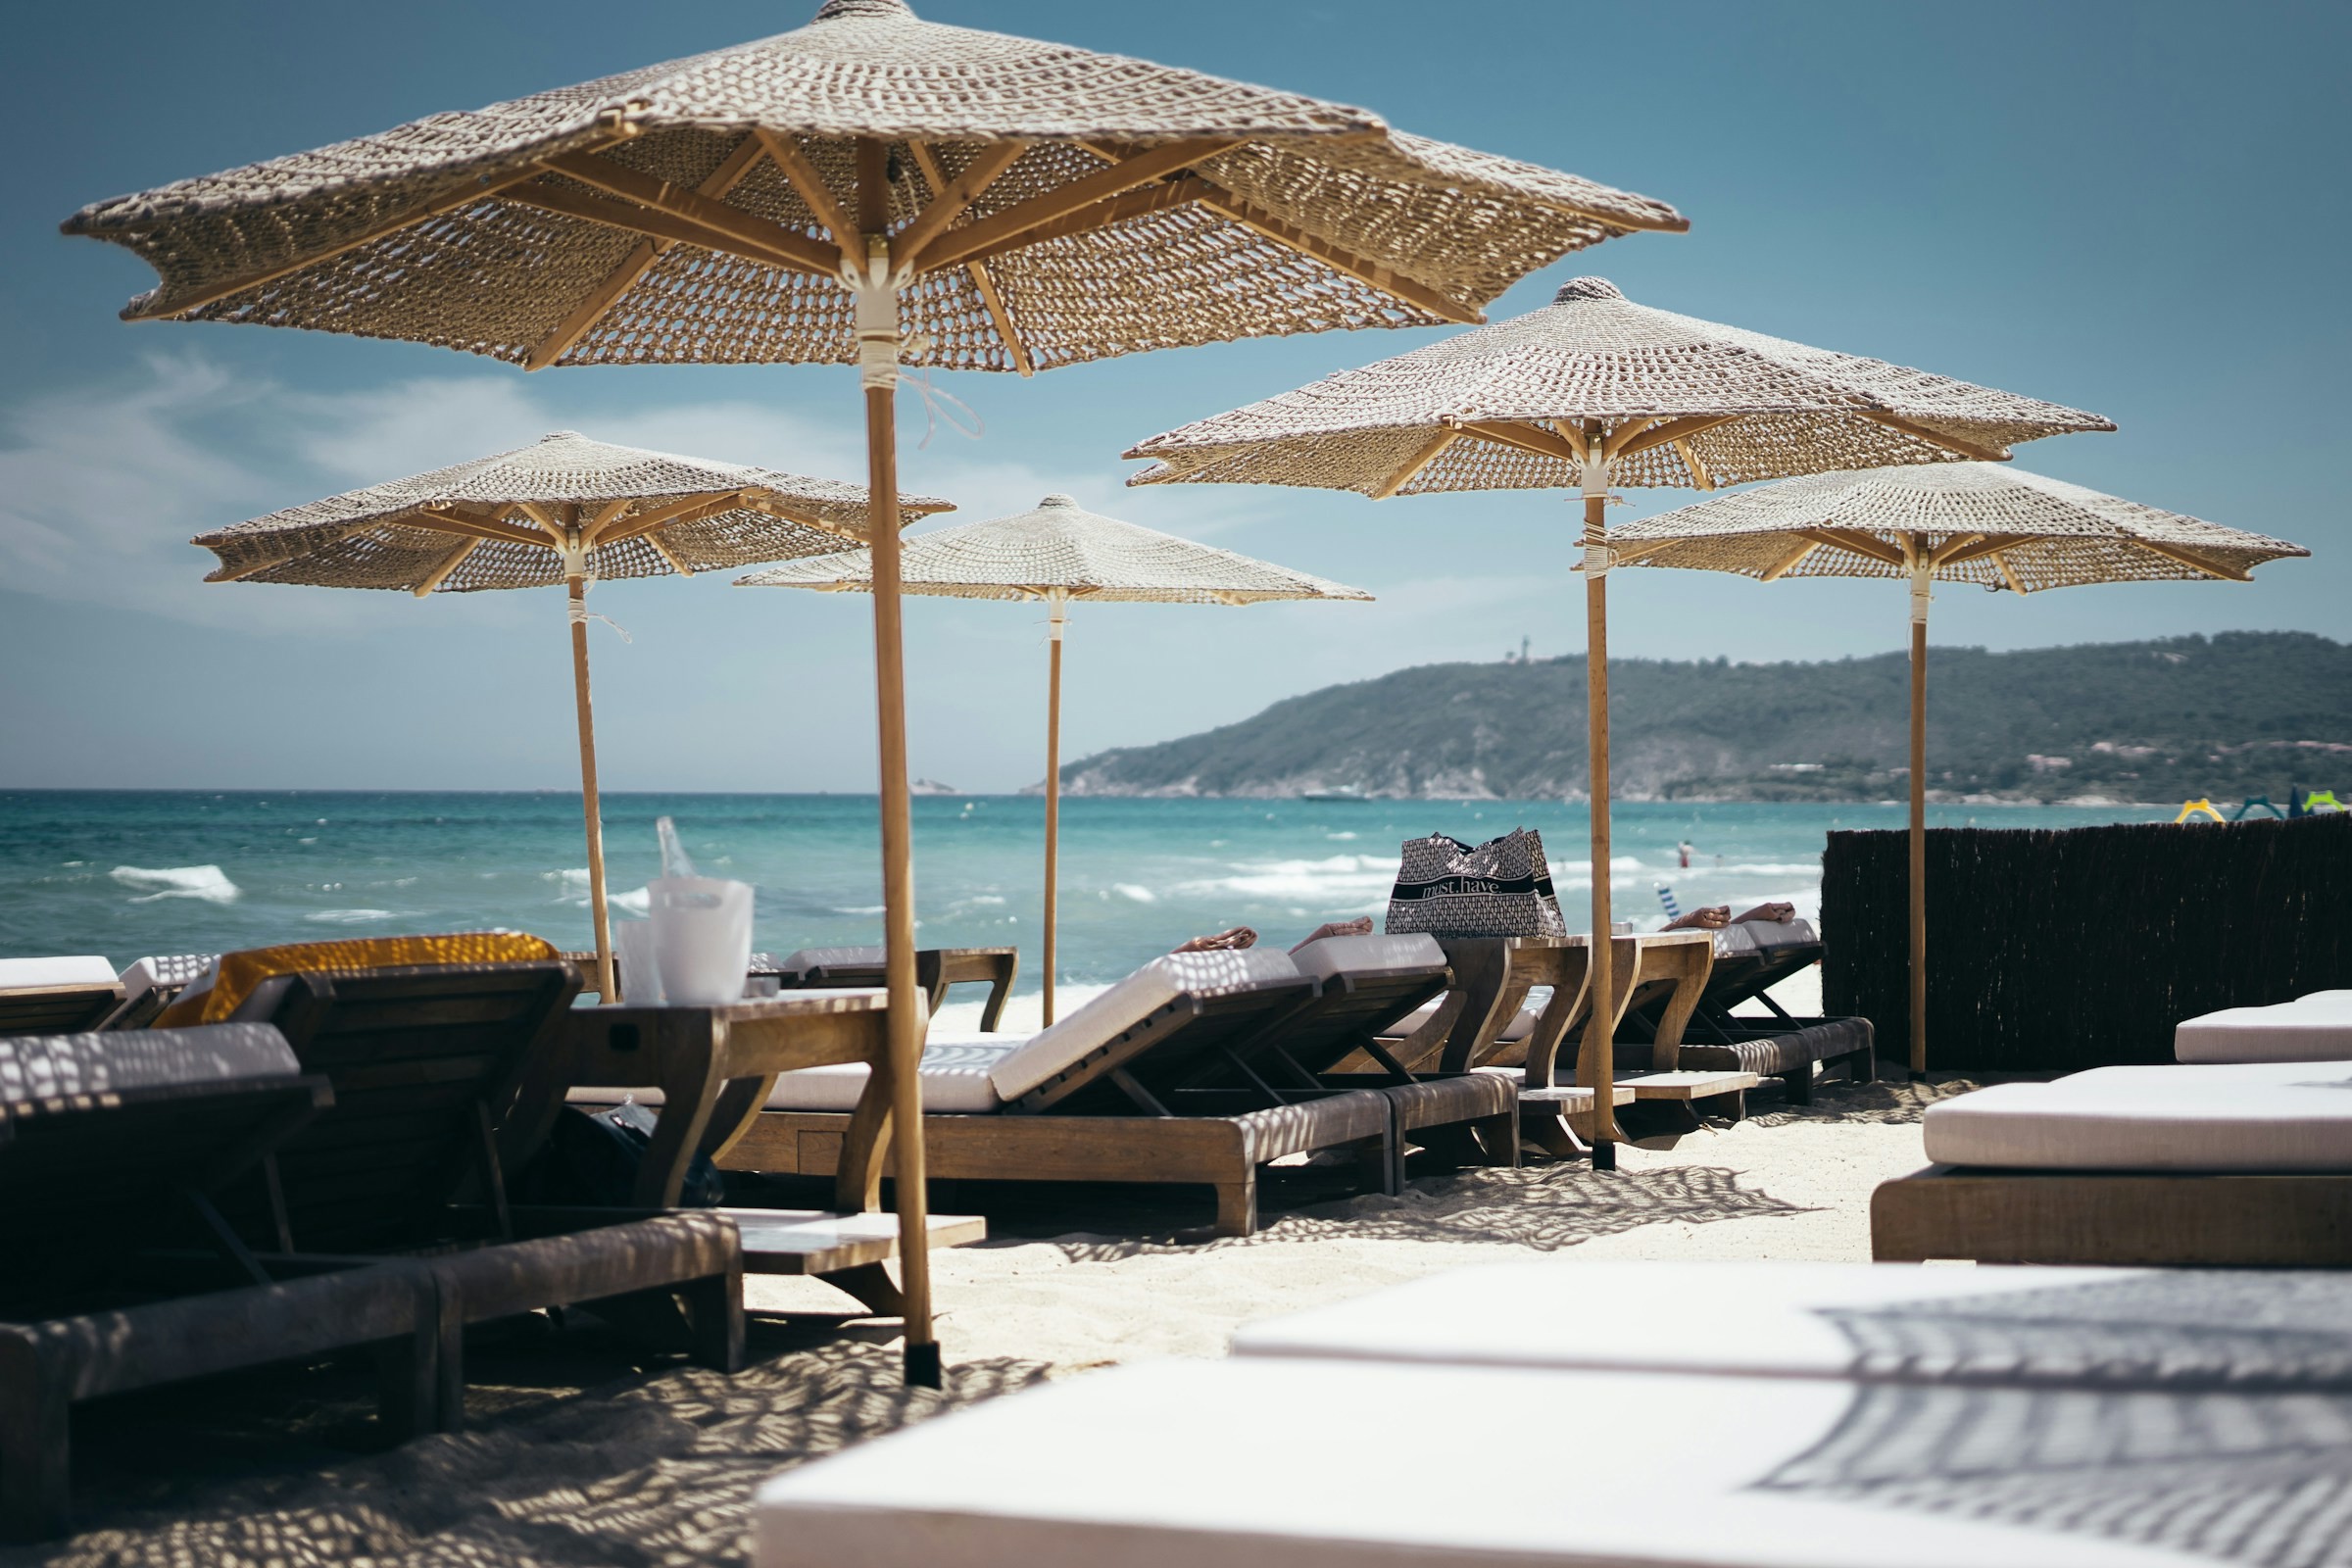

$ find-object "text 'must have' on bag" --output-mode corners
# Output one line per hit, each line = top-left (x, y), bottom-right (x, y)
(1386, 829), (1569, 939)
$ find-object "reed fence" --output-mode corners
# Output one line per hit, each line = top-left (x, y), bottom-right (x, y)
(1822, 814), (2352, 1071)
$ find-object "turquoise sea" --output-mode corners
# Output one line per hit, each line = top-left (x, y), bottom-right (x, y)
(0, 791), (2178, 988)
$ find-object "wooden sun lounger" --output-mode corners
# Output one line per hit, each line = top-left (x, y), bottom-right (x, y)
(726, 969), (1402, 1237)
(1873, 1062), (2352, 1265)
(214, 960), (748, 1423)
(0, 1023), (438, 1540)
(1619, 929), (1874, 1103)
(1352, 933), (1753, 1159)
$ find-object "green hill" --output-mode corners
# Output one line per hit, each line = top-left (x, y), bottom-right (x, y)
(1061, 632), (2352, 806)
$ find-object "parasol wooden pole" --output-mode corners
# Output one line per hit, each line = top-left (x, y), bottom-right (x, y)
(564, 564), (615, 1004)
(1042, 593), (1067, 1026)
(1908, 552), (1931, 1078)
(858, 141), (938, 1388)
(1578, 427), (1622, 1164)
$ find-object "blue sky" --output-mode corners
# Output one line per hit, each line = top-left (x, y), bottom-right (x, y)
(4, 0), (2344, 792)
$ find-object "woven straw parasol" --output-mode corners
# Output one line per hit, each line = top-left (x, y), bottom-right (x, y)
(740, 492), (1371, 1023)
(1127, 277), (2113, 1137)
(66, 0), (1680, 1385)
(1608, 462), (2307, 1073)
(194, 429), (952, 1003)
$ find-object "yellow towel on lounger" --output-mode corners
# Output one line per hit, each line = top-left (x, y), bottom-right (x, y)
(155, 933), (561, 1027)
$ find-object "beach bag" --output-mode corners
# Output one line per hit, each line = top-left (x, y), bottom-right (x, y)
(1385, 829), (1567, 939)
(514, 1101), (725, 1209)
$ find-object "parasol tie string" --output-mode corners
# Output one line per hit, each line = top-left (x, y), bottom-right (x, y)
(1580, 450), (1613, 577)
(566, 571), (631, 643)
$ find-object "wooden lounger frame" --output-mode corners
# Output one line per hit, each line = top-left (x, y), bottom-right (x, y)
(0, 983), (124, 1039)
(723, 973), (1515, 1236)
(1872, 1165), (2352, 1266)
(224, 962), (748, 1421)
(1, 1056), (443, 1541)
(1620, 935), (1875, 1102)
(769, 947), (1020, 1034)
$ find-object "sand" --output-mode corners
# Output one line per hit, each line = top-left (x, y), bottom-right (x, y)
(31, 1047), (1964, 1567)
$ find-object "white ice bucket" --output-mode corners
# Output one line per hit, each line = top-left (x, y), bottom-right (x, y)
(649, 875), (755, 1006)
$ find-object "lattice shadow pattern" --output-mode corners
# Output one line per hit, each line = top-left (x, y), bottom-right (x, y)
(30, 1333), (1054, 1566)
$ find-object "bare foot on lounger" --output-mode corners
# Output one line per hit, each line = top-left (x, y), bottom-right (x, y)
(1174, 926), (1258, 953)
(1290, 917), (1373, 955)
(1664, 906), (1731, 931)
(1730, 902), (1796, 925)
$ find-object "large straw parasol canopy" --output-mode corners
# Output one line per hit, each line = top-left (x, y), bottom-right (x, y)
(743, 493), (1370, 1021)
(1607, 462), (2306, 1076)
(1604, 462), (2308, 591)
(1127, 277), (2114, 494)
(194, 429), (953, 591)
(737, 492), (1372, 604)
(1123, 274), (2114, 1151)
(64, 1), (1686, 371)
(196, 427), (952, 1006)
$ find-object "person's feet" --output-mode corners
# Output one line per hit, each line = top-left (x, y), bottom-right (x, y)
(1173, 926), (1258, 953)
(1730, 902), (1796, 925)
(1664, 906), (1730, 931)
(1290, 916), (1373, 954)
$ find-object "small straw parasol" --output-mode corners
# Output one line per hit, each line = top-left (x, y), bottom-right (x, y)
(1127, 277), (2113, 1146)
(67, 0), (1680, 1385)
(192, 429), (952, 1002)
(740, 492), (1371, 1023)
(1606, 462), (2308, 1074)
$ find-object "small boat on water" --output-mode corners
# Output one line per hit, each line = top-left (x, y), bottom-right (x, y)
(1301, 786), (1373, 803)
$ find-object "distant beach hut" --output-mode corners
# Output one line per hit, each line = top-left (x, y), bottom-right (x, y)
(741, 493), (1371, 1023)
(1606, 462), (2307, 1073)
(190, 430), (950, 1001)
(68, 0), (1680, 1384)
(1127, 276), (2111, 1129)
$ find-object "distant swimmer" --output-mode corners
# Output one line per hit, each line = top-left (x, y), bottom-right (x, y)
(1678, 839), (1694, 869)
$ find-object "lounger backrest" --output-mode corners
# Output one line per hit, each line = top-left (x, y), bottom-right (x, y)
(0, 956), (125, 1037)
(1245, 935), (1451, 1078)
(0, 1024), (326, 1263)
(227, 960), (580, 1250)
(990, 949), (1312, 1112)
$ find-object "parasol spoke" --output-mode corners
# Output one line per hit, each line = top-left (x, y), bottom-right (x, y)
(1613, 414), (1736, 462)
(1796, 526), (1908, 567)
(413, 537), (483, 597)
(910, 138), (1241, 273)
(526, 133), (773, 371)
(1854, 409), (2010, 465)
(1371, 429), (1458, 499)
(538, 153), (844, 275)
(1457, 418), (1584, 465)
(895, 140), (1031, 262)
(750, 128), (860, 248)
(1190, 184), (1483, 324)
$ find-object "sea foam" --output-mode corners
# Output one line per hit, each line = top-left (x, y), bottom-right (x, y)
(111, 864), (239, 905)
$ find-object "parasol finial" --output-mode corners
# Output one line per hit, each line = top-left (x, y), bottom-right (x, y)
(1551, 276), (1624, 304)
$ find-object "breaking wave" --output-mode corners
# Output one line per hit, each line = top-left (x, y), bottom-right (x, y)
(111, 864), (239, 905)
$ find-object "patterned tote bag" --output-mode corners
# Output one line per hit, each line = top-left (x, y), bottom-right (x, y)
(1385, 829), (1568, 939)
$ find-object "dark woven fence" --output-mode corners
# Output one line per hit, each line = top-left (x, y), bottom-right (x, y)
(1822, 814), (2352, 1071)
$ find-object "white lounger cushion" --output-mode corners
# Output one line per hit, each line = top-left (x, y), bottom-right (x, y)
(1712, 917), (1819, 956)
(1923, 1062), (2352, 1171)
(118, 953), (219, 1000)
(987, 948), (1300, 1102)
(756, 1036), (1018, 1114)
(0, 956), (119, 991)
(759, 1354), (2274, 1568)
(0, 1022), (301, 1101)
(1234, 1258), (2352, 1388)
(1287, 933), (1444, 985)
(2176, 994), (2352, 1062)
